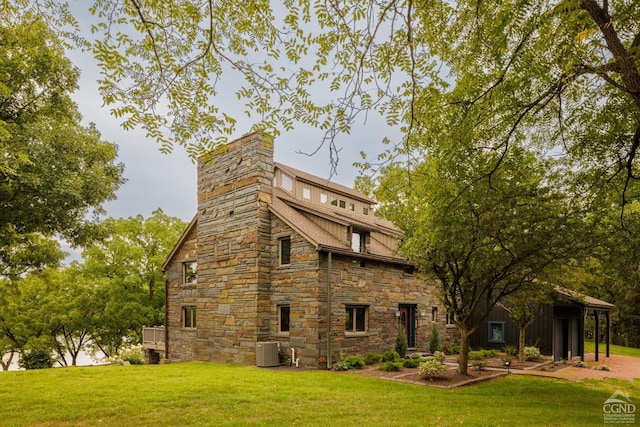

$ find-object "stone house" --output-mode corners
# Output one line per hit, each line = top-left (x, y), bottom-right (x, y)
(159, 131), (457, 369)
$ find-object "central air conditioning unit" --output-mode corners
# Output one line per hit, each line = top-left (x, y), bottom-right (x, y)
(256, 341), (279, 367)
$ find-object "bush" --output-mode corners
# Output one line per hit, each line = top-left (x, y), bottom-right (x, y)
(596, 365), (610, 371)
(364, 352), (382, 365)
(481, 349), (498, 358)
(402, 358), (422, 368)
(419, 359), (447, 380)
(395, 323), (408, 358)
(573, 360), (587, 368)
(503, 345), (517, 357)
(442, 345), (460, 355)
(432, 351), (446, 363)
(524, 346), (542, 361)
(18, 348), (55, 370)
(429, 322), (441, 353)
(109, 345), (145, 365)
(342, 355), (366, 370)
(333, 360), (351, 371)
(382, 350), (401, 362)
(379, 361), (403, 372)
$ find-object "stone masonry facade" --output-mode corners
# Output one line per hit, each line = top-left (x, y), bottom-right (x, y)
(164, 132), (458, 368)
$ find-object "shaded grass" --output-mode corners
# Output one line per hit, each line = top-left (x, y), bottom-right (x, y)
(585, 339), (640, 358)
(1, 362), (638, 426)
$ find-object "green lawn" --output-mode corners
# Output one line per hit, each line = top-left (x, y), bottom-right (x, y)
(585, 339), (640, 358)
(0, 362), (637, 426)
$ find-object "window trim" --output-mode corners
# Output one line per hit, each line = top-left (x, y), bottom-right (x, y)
(279, 237), (291, 266)
(487, 321), (506, 344)
(345, 305), (368, 335)
(182, 306), (197, 329)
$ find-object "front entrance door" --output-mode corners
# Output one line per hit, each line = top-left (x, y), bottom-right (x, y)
(398, 305), (416, 348)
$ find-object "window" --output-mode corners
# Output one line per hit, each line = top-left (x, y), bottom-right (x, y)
(349, 203), (355, 211)
(331, 198), (338, 206)
(363, 207), (369, 215)
(445, 311), (455, 326)
(281, 173), (293, 192)
(339, 200), (346, 209)
(345, 305), (368, 333)
(488, 321), (505, 343)
(302, 187), (311, 200)
(279, 305), (290, 334)
(320, 193), (328, 204)
(280, 237), (291, 265)
(183, 261), (197, 285)
(183, 306), (197, 328)
(431, 306), (438, 322)
(351, 231), (362, 252)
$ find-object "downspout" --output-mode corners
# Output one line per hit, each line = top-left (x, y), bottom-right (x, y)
(164, 278), (169, 360)
(326, 251), (332, 370)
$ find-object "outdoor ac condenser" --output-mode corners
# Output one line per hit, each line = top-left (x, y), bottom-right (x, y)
(256, 341), (279, 367)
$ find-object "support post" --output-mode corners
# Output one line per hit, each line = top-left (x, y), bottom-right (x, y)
(594, 310), (599, 362)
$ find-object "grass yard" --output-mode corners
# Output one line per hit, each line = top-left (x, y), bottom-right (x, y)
(585, 339), (640, 358)
(1, 362), (638, 426)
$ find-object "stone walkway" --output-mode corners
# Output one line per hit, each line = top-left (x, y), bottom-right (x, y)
(513, 353), (640, 381)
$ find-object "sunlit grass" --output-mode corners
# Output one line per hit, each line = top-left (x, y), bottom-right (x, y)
(1, 361), (638, 426)
(585, 339), (640, 358)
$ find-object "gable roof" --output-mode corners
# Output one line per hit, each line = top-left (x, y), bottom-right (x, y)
(162, 214), (197, 272)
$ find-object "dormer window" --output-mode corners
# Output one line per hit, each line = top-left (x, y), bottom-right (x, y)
(302, 187), (311, 200)
(281, 173), (293, 192)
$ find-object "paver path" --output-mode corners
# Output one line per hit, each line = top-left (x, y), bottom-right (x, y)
(514, 353), (640, 381)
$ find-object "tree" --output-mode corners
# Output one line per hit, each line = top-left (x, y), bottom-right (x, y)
(497, 283), (554, 362)
(0, 13), (124, 278)
(81, 209), (187, 357)
(375, 145), (575, 374)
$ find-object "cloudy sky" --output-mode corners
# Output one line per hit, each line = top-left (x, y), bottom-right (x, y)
(67, 6), (399, 225)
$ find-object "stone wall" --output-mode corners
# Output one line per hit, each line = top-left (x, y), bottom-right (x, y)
(195, 132), (274, 364)
(165, 223), (198, 362)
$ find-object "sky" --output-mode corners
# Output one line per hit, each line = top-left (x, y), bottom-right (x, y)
(66, 6), (398, 226)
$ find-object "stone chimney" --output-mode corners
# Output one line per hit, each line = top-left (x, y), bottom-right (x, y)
(195, 132), (274, 364)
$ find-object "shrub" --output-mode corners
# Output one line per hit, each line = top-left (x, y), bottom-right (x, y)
(481, 349), (498, 358)
(468, 351), (485, 361)
(109, 345), (145, 365)
(342, 355), (366, 370)
(442, 345), (460, 355)
(382, 350), (401, 362)
(402, 358), (422, 368)
(503, 345), (517, 357)
(364, 352), (382, 365)
(18, 348), (55, 370)
(524, 346), (542, 361)
(429, 322), (441, 353)
(468, 351), (486, 370)
(432, 351), (446, 363)
(574, 360), (587, 368)
(395, 323), (408, 358)
(596, 365), (610, 371)
(333, 360), (350, 371)
(379, 361), (403, 372)
(419, 359), (447, 380)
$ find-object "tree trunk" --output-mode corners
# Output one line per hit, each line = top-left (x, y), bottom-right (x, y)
(518, 326), (526, 362)
(458, 330), (471, 375)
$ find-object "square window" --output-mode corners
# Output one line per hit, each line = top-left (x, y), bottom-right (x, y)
(488, 321), (505, 343)
(363, 207), (369, 215)
(280, 237), (291, 265)
(349, 203), (355, 211)
(183, 306), (197, 328)
(320, 193), (328, 204)
(302, 187), (311, 200)
(279, 305), (290, 334)
(345, 305), (368, 333)
(183, 261), (197, 285)
(339, 200), (346, 209)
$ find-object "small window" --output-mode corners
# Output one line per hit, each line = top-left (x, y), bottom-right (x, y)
(339, 200), (346, 209)
(281, 173), (293, 192)
(349, 203), (355, 211)
(279, 305), (290, 334)
(351, 231), (362, 252)
(280, 237), (291, 265)
(183, 261), (197, 285)
(183, 306), (197, 329)
(445, 311), (455, 326)
(302, 187), (311, 200)
(432, 306), (438, 322)
(320, 193), (328, 204)
(488, 321), (505, 343)
(331, 198), (338, 206)
(363, 207), (369, 215)
(345, 305), (368, 333)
